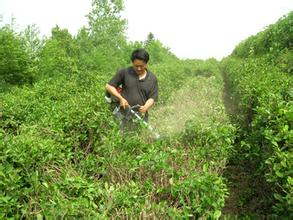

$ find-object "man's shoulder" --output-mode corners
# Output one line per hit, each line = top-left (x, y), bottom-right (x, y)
(117, 66), (134, 75)
(147, 70), (158, 81)
(117, 67), (126, 74)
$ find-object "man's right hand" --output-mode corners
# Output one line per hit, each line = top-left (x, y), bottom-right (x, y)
(106, 84), (129, 109)
(120, 98), (129, 109)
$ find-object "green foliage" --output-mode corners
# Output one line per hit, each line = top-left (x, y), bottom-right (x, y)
(84, 0), (129, 71)
(169, 173), (227, 219)
(0, 54), (234, 218)
(0, 71), (111, 217)
(265, 146), (293, 215)
(20, 24), (43, 62)
(275, 49), (293, 74)
(151, 61), (192, 104)
(221, 15), (293, 215)
(4, 0), (292, 218)
(75, 27), (105, 71)
(0, 27), (34, 85)
(145, 37), (178, 65)
(38, 26), (79, 78)
(88, 0), (125, 43)
(232, 11), (293, 61)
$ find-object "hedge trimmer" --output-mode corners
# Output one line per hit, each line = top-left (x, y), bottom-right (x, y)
(113, 104), (160, 140)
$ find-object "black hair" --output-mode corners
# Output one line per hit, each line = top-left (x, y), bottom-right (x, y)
(131, 48), (150, 63)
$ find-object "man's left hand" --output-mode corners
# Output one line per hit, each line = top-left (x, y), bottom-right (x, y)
(139, 105), (148, 114)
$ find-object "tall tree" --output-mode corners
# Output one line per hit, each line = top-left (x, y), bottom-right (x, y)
(20, 24), (43, 62)
(144, 32), (155, 46)
(0, 27), (33, 85)
(87, 0), (126, 47)
(38, 26), (78, 78)
(84, 0), (129, 71)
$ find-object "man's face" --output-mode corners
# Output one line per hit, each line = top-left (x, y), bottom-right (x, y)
(132, 59), (147, 76)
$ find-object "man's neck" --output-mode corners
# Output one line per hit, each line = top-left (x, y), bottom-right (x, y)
(138, 70), (147, 80)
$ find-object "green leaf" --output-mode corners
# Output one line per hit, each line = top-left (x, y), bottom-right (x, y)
(273, 193), (283, 201)
(203, 163), (209, 172)
(276, 171), (284, 178)
(37, 214), (43, 220)
(213, 210), (221, 219)
(42, 182), (49, 188)
(287, 177), (293, 185)
(272, 140), (278, 147)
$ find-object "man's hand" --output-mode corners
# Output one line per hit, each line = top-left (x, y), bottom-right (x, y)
(105, 84), (129, 109)
(120, 97), (129, 109)
(139, 98), (154, 114)
(139, 105), (148, 114)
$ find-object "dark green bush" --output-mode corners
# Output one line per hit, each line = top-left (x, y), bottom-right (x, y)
(0, 27), (34, 85)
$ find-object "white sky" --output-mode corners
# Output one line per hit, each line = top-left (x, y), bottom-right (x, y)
(1, 0), (293, 60)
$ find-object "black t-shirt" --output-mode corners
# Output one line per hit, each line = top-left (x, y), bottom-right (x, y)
(108, 67), (158, 106)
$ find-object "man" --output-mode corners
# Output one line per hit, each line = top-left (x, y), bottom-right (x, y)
(105, 48), (158, 125)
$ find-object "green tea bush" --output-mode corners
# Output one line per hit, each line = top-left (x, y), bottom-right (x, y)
(1, 57), (236, 218)
(221, 56), (292, 215)
(232, 12), (293, 59)
(0, 71), (113, 217)
(0, 1), (236, 217)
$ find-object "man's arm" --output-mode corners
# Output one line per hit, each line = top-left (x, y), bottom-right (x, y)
(139, 74), (158, 113)
(105, 84), (129, 109)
